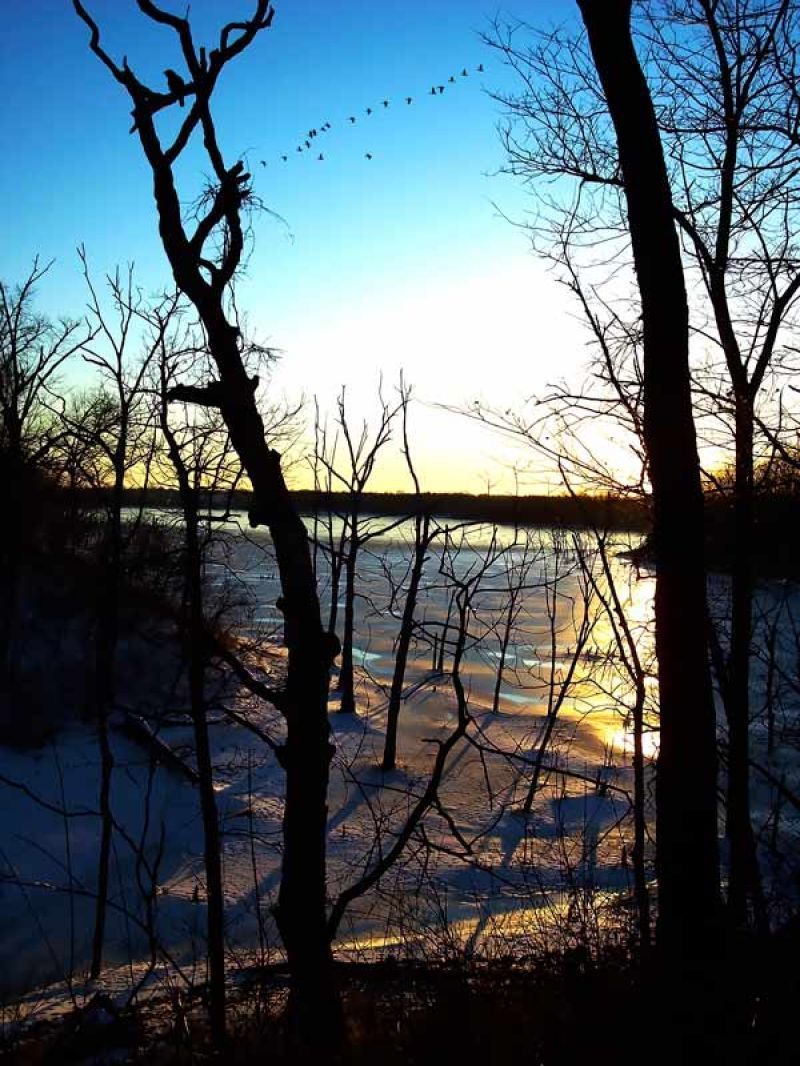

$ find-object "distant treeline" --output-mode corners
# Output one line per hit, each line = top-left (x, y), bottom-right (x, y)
(117, 487), (652, 531)
(111, 486), (800, 576)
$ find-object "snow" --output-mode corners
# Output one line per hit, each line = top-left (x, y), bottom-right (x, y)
(2, 517), (799, 1023)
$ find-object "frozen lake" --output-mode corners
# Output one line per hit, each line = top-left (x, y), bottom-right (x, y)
(2, 513), (798, 1015)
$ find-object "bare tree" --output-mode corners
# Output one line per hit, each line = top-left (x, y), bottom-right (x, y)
(487, 0), (722, 973)
(492, 0), (800, 935)
(381, 396), (440, 768)
(575, 0), (722, 1040)
(64, 254), (171, 980)
(521, 532), (596, 813)
(315, 384), (404, 716)
(643, 0), (800, 933)
(73, 1), (343, 1042)
(0, 260), (89, 681)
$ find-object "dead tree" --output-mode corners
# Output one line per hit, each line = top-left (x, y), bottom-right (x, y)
(73, 2), (342, 1041)
(382, 380), (439, 770)
(315, 384), (404, 715)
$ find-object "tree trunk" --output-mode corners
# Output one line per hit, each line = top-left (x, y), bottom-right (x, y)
(161, 405), (228, 1045)
(327, 550), (343, 635)
(491, 595), (516, 717)
(631, 676), (651, 957)
(726, 398), (764, 930)
(187, 514), (228, 1044)
(154, 277), (341, 1042)
(383, 513), (430, 770)
(72, 9), (344, 1050)
(90, 452), (124, 980)
(578, 0), (722, 969)
(200, 316), (342, 1042)
(337, 509), (359, 715)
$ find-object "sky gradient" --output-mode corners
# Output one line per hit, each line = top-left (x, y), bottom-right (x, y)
(0, 1), (597, 493)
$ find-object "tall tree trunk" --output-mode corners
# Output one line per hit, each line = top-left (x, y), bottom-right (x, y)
(186, 511), (227, 1044)
(327, 550), (343, 635)
(185, 510), (227, 1045)
(90, 456), (124, 980)
(577, 0), (722, 970)
(727, 398), (764, 930)
(200, 315), (342, 1041)
(631, 675), (651, 957)
(337, 508), (359, 715)
(161, 407), (227, 1044)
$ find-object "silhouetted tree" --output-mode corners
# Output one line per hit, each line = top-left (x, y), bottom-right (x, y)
(156, 325), (231, 1045)
(315, 384), (404, 715)
(493, 0), (800, 935)
(73, 1), (343, 1045)
(382, 382), (440, 771)
(0, 260), (89, 681)
(576, 0), (722, 1041)
(489, 0), (722, 974)
(68, 254), (170, 980)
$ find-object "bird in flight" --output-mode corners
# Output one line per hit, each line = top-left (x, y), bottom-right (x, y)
(382, 99), (389, 107)
(438, 85), (445, 93)
(305, 139), (311, 148)
(461, 68), (468, 76)
(406, 96), (413, 104)
(365, 152), (373, 160)
(449, 75), (455, 83)
(429, 86), (436, 95)
(349, 116), (356, 123)
(477, 63), (484, 72)
(259, 159), (266, 166)
(366, 107), (373, 115)
(318, 153), (324, 161)
(281, 155), (288, 161)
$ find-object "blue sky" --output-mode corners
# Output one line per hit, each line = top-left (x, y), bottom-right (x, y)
(0, 1), (595, 492)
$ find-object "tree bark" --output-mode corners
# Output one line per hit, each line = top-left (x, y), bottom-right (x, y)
(577, 0), (722, 968)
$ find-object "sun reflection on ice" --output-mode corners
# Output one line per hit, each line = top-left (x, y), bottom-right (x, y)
(605, 723), (660, 762)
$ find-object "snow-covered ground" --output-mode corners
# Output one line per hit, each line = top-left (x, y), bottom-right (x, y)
(2, 516), (798, 1024)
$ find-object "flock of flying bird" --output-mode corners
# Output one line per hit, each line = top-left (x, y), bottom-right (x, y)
(256, 63), (485, 168)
